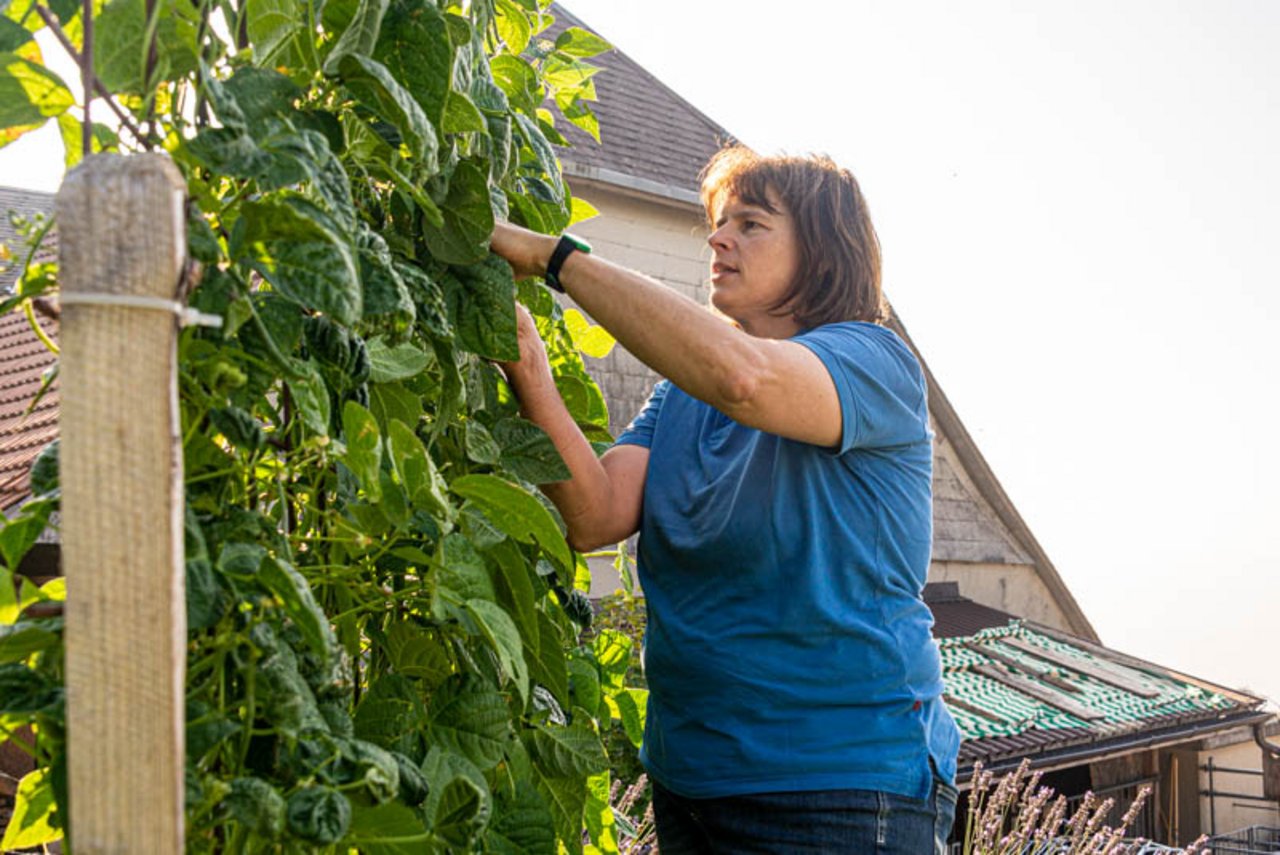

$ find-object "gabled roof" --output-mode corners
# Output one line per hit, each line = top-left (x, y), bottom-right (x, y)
(549, 5), (735, 205)
(924, 583), (1268, 781)
(891, 311), (1098, 641)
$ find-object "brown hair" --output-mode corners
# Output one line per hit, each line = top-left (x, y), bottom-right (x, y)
(699, 146), (886, 328)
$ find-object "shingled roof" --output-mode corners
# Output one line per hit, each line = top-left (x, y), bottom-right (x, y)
(924, 583), (1270, 781)
(549, 4), (735, 204)
(1, 186), (57, 292)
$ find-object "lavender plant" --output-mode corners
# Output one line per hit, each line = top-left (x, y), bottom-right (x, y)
(961, 759), (1209, 855)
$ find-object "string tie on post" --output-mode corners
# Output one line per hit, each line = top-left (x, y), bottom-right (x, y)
(58, 293), (223, 328)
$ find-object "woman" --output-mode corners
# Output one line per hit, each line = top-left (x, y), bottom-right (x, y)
(492, 146), (960, 854)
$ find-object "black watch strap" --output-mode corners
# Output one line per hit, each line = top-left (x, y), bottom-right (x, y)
(545, 233), (591, 293)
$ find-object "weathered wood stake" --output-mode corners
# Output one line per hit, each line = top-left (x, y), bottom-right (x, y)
(57, 154), (187, 853)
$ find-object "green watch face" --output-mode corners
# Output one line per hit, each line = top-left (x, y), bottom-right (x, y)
(563, 234), (591, 254)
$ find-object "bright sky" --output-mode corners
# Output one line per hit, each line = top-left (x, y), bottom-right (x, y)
(2, 1), (1276, 703)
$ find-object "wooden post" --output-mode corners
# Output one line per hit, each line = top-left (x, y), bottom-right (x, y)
(56, 154), (187, 852)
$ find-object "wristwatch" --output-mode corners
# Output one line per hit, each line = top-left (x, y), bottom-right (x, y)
(544, 233), (591, 293)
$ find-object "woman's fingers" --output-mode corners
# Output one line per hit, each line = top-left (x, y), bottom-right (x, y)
(491, 222), (556, 279)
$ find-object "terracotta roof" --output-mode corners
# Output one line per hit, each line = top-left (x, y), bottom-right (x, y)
(927, 586), (1270, 781)
(0, 187), (57, 292)
(549, 5), (736, 201)
(926, 582), (1026, 639)
(0, 309), (58, 514)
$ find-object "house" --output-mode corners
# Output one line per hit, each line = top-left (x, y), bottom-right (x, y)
(1, 5), (1276, 845)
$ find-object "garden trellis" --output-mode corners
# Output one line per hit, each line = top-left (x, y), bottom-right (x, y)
(0, 0), (645, 851)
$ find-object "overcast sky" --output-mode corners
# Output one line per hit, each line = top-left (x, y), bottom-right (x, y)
(2, 1), (1276, 702)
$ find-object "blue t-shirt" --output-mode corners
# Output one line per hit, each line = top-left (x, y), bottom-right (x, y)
(615, 321), (960, 800)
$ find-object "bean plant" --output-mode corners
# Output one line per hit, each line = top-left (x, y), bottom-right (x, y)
(0, 0), (648, 851)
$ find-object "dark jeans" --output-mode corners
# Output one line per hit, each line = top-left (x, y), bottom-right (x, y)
(651, 775), (958, 854)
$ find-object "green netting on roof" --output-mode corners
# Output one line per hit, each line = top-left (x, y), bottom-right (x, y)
(940, 622), (1238, 741)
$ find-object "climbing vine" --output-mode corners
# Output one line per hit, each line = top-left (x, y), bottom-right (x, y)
(0, 0), (647, 850)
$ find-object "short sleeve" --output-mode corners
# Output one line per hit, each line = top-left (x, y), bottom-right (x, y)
(793, 323), (929, 454)
(614, 379), (671, 449)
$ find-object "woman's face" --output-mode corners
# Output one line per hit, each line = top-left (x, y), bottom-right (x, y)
(707, 190), (802, 338)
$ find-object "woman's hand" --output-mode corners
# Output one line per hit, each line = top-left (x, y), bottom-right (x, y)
(497, 303), (552, 387)
(491, 221), (558, 280)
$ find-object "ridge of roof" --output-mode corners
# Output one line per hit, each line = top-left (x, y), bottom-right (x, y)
(888, 309), (1100, 643)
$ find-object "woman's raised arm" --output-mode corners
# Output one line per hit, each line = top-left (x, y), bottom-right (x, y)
(492, 222), (844, 449)
(499, 304), (649, 552)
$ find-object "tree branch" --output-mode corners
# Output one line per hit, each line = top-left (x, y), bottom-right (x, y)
(33, 4), (149, 147)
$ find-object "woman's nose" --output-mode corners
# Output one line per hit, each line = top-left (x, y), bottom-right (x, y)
(708, 225), (730, 250)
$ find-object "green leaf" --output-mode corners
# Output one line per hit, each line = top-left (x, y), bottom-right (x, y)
(490, 54), (539, 114)
(222, 66), (304, 125)
(1, 768), (60, 850)
(216, 541), (267, 579)
(485, 540), (537, 655)
(613, 687), (647, 749)
(367, 338), (430, 382)
(442, 88), (486, 134)
(338, 54), (436, 166)
(493, 418), (569, 484)
(287, 785), (351, 845)
(528, 609), (569, 708)
(422, 747), (491, 848)
(0, 663), (62, 715)
(422, 160), (495, 266)
(485, 780), (556, 855)
(532, 767), (586, 855)
(387, 419), (451, 517)
(567, 655), (600, 717)
(245, 0), (315, 77)
(554, 26), (611, 58)
(369, 381), (424, 434)
(285, 358), (331, 436)
(344, 803), (429, 854)
(568, 195), (600, 227)
(563, 308), (616, 358)
(259, 557), (337, 660)
(513, 111), (563, 199)
(385, 621), (453, 685)
(494, 0), (530, 53)
(592, 629), (630, 691)
(450, 474), (571, 574)
(235, 197), (362, 325)
(0, 53), (72, 146)
(341, 401), (384, 502)
(0, 497), (52, 571)
(464, 598), (528, 706)
(92, 0), (199, 94)
(442, 254), (517, 360)
(0, 18), (33, 53)
(322, 0), (387, 74)
(354, 674), (428, 759)
(438, 532), (494, 602)
(464, 420), (500, 465)
(0, 619), (59, 663)
(425, 674), (510, 770)
(373, 0), (453, 127)
(583, 770), (618, 853)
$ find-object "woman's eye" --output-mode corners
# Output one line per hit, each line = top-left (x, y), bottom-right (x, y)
(742, 220), (759, 231)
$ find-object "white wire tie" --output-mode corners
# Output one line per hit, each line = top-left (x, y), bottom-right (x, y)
(58, 293), (224, 328)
